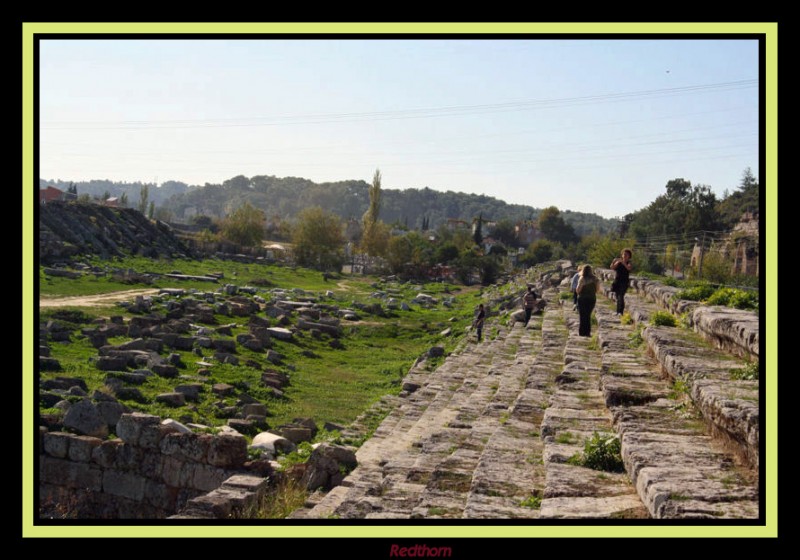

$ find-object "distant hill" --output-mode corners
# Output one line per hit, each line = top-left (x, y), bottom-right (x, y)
(39, 174), (617, 237)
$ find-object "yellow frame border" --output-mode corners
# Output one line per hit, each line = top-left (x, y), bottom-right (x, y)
(23, 21), (777, 539)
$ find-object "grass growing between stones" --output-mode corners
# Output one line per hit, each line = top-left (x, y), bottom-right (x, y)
(238, 476), (309, 519)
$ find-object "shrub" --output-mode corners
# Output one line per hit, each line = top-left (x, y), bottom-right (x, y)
(559, 291), (573, 300)
(620, 312), (633, 325)
(730, 362), (759, 381)
(706, 287), (758, 310)
(628, 325), (644, 348)
(676, 283), (716, 301)
(568, 432), (624, 473)
(519, 495), (542, 509)
(650, 311), (677, 327)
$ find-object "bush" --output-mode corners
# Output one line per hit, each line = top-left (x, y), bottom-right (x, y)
(705, 288), (758, 310)
(677, 283), (716, 301)
(730, 362), (759, 381)
(650, 311), (677, 327)
(567, 432), (624, 473)
(559, 291), (573, 300)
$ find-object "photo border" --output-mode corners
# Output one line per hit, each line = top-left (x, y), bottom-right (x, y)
(22, 21), (778, 539)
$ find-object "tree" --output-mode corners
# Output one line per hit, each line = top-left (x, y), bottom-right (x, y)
(119, 192), (128, 207)
(538, 206), (577, 245)
(102, 190), (111, 201)
(490, 218), (518, 247)
(138, 184), (149, 214)
(361, 169), (388, 256)
(628, 178), (720, 241)
(147, 201), (155, 220)
(522, 239), (557, 265)
(293, 206), (345, 271)
(191, 214), (218, 233)
(717, 168), (759, 228)
(220, 202), (265, 246)
(473, 213), (483, 246)
(362, 221), (391, 257)
(67, 182), (77, 195)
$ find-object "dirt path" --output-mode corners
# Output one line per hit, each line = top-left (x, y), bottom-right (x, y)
(39, 289), (160, 308)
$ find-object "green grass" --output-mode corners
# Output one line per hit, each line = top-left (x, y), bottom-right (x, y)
(519, 495), (542, 509)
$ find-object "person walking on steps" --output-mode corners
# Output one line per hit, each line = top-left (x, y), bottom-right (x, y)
(610, 248), (633, 316)
(473, 304), (486, 342)
(576, 265), (601, 337)
(523, 286), (538, 325)
(570, 267), (582, 311)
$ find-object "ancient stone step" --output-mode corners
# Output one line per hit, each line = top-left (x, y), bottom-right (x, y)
(539, 305), (648, 519)
(593, 300), (758, 519)
(602, 289), (759, 470)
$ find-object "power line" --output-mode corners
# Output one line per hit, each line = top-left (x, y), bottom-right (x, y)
(42, 79), (757, 131)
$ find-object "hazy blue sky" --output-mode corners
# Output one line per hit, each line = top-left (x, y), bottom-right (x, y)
(39, 39), (759, 218)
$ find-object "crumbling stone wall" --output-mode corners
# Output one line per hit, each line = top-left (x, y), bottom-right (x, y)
(39, 413), (260, 519)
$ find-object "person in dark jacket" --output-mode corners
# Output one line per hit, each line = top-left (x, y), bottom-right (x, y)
(610, 248), (633, 316)
(473, 304), (486, 342)
(576, 265), (601, 337)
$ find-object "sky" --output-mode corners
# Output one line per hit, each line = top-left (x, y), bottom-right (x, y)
(39, 38), (759, 219)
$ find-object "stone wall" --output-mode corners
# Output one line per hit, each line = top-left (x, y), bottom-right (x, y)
(39, 412), (264, 519)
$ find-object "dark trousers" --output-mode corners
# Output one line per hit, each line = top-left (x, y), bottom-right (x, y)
(476, 325), (483, 341)
(572, 291), (578, 306)
(577, 296), (596, 337)
(614, 285), (628, 314)
(524, 308), (532, 325)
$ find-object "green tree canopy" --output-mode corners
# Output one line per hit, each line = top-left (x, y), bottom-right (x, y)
(292, 206), (345, 271)
(538, 206), (578, 245)
(220, 201), (265, 246)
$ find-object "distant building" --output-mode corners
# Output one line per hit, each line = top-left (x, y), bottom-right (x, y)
(39, 186), (66, 204)
(446, 218), (469, 231)
(104, 197), (120, 208)
(515, 220), (541, 246)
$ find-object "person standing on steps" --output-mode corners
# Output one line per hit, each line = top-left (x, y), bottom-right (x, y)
(570, 267), (582, 311)
(576, 264), (601, 337)
(473, 303), (486, 342)
(523, 286), (538, 325)
(610, 248), (633, 316)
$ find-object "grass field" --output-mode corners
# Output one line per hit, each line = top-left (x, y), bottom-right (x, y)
(39, 256), (483, 432)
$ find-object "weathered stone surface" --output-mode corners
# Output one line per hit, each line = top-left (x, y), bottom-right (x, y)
(267, 327), (293, 341)
(91, 439), (123, 468)
(39, 356), (62, 371)
(266, 350), (284, 364)
(160, 432), (211, 463)
(67, 435), (103, 462)
(43, 431), (72, 458)
(207, 434), (247, 468)
(40, 456), (103, 491)
(96, 356), (129, 371)
(153, 392), (185, 407)
(302, 443), (358, 491)
(103, 470), (146, 501)
(278, 425), (313, 443)
(116, 412), (160, 446)
(250, 432), (295, 457)
(63, 399), (109, 438)
(242, 403), (268, 417)
(151, 364), (179, 378)
(214, 352), (239, 365)
(539, 495), (649, 519)
(212, 383), (235, 396)
(297, 318), (342, 338)
(161, 418), (193, 434)
(174, 384), (202, 402)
